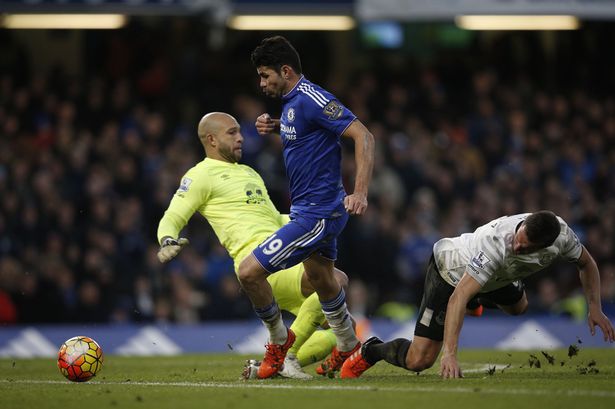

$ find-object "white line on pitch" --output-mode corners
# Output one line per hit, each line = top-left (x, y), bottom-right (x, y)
(1, 379), (614, 398)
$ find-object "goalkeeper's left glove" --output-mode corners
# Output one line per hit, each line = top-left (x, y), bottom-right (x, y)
(157, 237), (189, 263)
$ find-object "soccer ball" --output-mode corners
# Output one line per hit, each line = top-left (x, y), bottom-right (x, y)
(57, 336), (104, 382)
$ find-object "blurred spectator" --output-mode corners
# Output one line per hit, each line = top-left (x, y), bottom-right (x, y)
(1, 24), (614, 324)
(532, 278), (562, 315)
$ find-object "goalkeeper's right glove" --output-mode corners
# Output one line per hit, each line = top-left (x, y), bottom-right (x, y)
(157, 237), (189, 263)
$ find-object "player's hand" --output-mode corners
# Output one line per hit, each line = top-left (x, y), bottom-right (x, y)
(588, 305), (615, 342)
(440, 354), (463, 379)
(255, 113), (278, 135)
(157, 237), (189, 263)
(344, 193), (368, 215)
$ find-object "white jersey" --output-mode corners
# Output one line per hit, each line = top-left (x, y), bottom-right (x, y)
(433, 213), (583, 293)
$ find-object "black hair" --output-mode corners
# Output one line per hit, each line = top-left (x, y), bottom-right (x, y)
(524, 210), (561, 248)
(250, 36), (302, 74)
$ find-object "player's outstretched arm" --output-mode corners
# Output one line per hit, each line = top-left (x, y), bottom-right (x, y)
(157, 204), (195, 263)
(156, 169), (207, 264)
(341, 120), (374, 216)
(576, 246), (615, 342)
(157, 237), (190, 263)
(440, 272), (482, 379)
(157, 210), (191, 263)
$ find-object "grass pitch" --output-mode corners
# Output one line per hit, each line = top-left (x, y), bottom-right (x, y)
(1, 348), (614, 409)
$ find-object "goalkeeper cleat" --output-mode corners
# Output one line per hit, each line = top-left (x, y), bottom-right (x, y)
(340, 336), (382, 379)
(316, 341), (361, 377)
(257, 328), (296, 379)
(279, 355), (312, 380)
(242, 359), (260, 380)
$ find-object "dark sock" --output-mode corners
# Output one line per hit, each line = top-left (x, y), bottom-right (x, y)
(466, 298), (480, 310)
(364, 338), (411, 369)
(477, 298), (498, 309)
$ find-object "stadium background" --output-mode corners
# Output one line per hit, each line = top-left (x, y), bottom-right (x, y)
(0, 0), (614, 354)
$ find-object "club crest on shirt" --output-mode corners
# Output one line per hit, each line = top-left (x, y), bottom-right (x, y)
(245, 183), (266, 204)
(287, 108), (295, 122)
(471, 251), (491, 269)
(178, 177), (192, 192)
(323, 100), (343, 120)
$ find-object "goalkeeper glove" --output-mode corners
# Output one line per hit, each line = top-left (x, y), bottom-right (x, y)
(157, 237), (189, 263)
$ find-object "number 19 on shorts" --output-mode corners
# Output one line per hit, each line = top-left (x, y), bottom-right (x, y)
(260, 234), (283, 255)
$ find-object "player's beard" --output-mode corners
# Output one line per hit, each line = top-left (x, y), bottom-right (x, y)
(263, 82), (284, 98)
(220, 144), (241, 163)
(262, 88), (280, 98)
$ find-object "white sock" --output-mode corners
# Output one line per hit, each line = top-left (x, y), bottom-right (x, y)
(254, 301), (288, 345)
(322, 305), (358, 352)
(265, 314), (288, 345)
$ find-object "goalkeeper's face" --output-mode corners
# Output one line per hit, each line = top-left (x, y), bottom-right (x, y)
(216, 120), (244, 163)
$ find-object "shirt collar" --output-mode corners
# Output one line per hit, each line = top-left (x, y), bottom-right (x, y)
(205, 157), (237, 166)
(282, 75), (305, 101)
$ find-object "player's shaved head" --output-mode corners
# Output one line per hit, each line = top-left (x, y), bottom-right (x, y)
(197, 112), (243, 163)
(198, 112), (238, 141)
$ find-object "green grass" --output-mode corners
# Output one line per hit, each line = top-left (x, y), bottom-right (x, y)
(1, 349), (614, 409)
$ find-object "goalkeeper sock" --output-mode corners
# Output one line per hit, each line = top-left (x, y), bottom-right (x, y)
(364, 338), (411, 368)
(254, 300), (287, 345)
(289, 293), (324, 356)
(296, 329), (337, 367)
(321, 288), (358, 351)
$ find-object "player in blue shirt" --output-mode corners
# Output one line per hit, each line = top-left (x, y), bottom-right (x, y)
(238, 36), (375, 379)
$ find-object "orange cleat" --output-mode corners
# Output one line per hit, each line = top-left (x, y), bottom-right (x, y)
(340, 336), (382, 379)
(316, 341), (361, 377)
(466, 304), (484, 317)
(256, 328), (296, 379)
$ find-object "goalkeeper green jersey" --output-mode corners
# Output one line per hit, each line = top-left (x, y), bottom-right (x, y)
(157, 157), (288, 271)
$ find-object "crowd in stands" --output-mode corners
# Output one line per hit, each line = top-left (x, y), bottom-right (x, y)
(1, 25), (614, 324)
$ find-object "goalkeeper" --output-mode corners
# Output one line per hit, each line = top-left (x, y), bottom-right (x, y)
(157, 112), (345, 379)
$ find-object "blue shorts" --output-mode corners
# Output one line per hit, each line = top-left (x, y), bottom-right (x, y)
(252, 213), (349, 273)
